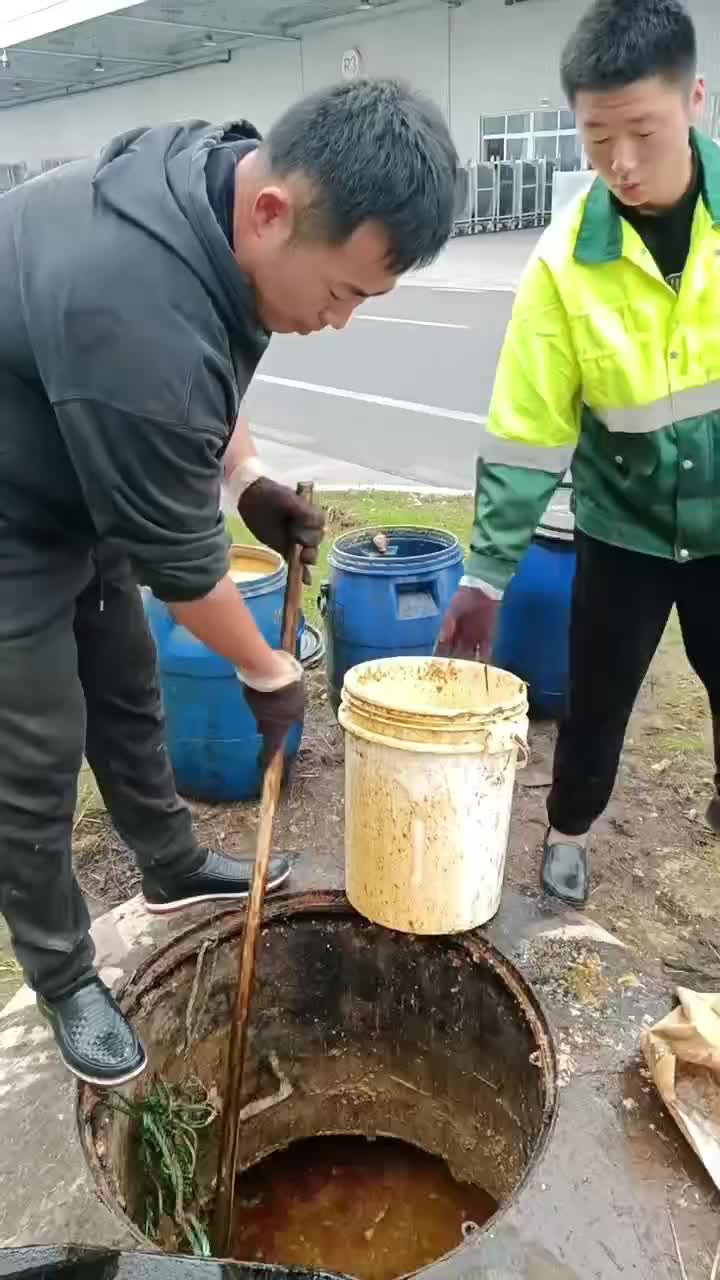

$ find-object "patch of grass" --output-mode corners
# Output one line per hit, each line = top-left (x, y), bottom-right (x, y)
(0, 956), (21, 978)
(227, 489), (474, 627)
(703, 841), (720, 873)
(74, 764), (106, 833)
(565, 949), (610, 1009)
(653, 731), (705, 757)
(110, 1078), (218, 1255)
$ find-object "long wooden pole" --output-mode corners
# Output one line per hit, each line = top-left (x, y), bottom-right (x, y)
(212, 480), (313, 1255)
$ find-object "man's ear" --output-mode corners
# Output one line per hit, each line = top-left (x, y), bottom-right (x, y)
(250, 187), (294, 245)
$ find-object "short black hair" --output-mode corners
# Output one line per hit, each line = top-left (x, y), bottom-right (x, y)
(561, 0), (697, 104)
(262, 78), (458, 273)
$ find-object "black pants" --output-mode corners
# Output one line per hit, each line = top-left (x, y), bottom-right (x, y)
(0, 535), (202, 999)
(547, 532), (720, 837)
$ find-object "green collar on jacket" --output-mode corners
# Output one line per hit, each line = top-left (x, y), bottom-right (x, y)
(574, 128), (720, 265)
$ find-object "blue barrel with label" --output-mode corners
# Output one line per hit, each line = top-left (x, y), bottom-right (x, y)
(143, 544), (303, 802)
(321, 526), (464, 713)
(492, 480), (576, 719)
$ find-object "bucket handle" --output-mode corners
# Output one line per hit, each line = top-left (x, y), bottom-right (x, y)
(318, 581), (330, 618)
(513, 733), (530, 768)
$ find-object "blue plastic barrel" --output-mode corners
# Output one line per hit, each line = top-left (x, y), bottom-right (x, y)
(143, 544), (303, 802)
(492, 482), (576, 719)
(322, 526), (464, 712)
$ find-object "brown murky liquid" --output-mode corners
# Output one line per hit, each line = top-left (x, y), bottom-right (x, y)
(230, 1135), (497, 1280)
(228, 547), (276, 584)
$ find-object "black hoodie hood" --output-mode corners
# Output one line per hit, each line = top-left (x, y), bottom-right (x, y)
(92, 118), (266, 342)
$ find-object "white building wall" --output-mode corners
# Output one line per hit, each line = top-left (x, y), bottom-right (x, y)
(0, 0), (719, 168)
(301, 3), (449, 115)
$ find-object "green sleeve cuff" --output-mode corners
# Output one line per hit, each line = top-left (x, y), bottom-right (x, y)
(464, 552), (517, 592)
(468, 460), (567, 589)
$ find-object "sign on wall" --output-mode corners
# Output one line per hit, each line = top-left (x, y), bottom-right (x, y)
(341, 48), (363, 81)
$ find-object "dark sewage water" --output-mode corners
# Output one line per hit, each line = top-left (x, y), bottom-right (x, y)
(231, 1134), (497, 1280)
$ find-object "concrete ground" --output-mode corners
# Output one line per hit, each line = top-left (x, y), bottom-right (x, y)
(407, 229), (540, 293)
(0, 839), (716, 1277)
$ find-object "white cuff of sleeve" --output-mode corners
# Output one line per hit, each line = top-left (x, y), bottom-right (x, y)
(222, 455), (266, 508)
(460, 574), (505, 601)
(236, 651), (302, 692)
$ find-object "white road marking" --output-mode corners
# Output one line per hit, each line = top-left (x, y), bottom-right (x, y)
(256, 375), (488, 426)
(399, 280), (516, 294)
(356, 314), (469, 330)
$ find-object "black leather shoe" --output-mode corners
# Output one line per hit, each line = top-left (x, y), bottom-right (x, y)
(38, 979), (146, 1087)
(142, 848), (291, 915)
(707, 792), (720, 836)
(541, 830), (590, 908)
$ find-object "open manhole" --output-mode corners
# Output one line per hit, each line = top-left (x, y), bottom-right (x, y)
(78, 891), (557, 1278)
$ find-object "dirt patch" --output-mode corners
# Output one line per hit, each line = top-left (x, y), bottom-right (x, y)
(0, 919), (23, 1011)
(507, 613), (720, 977)
(524, 939), (612, 1011)
(73, 670), (345, 911)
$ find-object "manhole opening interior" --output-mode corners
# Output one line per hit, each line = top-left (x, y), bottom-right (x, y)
(79, 895), (557, 1277)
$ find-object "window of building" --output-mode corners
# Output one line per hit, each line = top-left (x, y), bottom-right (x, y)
(480, 108), (584, 169)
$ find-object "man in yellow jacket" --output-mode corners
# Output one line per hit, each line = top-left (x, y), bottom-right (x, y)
(438, 0), (720, 906)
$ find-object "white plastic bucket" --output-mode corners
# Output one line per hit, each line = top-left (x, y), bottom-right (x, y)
(339, 657), (529, 935)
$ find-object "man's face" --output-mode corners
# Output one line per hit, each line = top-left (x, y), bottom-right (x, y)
(575, 75), (704, 209)
(240, 179), (398, 334)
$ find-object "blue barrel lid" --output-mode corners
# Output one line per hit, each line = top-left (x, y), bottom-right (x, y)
(329, 526), (462, 577)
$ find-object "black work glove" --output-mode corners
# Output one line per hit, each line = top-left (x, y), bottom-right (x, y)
(238, 477), (325, 585)
(241, 654), (305, 766)
(435, 586), (501, 661)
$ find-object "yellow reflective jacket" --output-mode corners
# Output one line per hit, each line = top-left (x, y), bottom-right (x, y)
(468, 129), (720, 591)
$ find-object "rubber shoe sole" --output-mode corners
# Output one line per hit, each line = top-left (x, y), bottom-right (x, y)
(64, 1048), (148, 1089)
(142, 859), (291, 916)
(37, 985), (147, 1089)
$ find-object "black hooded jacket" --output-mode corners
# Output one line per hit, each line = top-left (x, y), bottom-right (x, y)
(0, 119), (268, 602)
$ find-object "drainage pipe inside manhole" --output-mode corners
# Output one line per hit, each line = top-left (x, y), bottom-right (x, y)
(78, 891), (558, 1279)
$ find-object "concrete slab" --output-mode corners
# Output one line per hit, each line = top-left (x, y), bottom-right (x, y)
(251, 436), (439, 492)
(0, 853), (716, 1275)
(404, 230), (540, 294)
(0, 898), (189, 1249)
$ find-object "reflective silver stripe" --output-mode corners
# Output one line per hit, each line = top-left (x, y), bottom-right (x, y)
(479, 429), (574, 474)
(460, 574), (504, 600)
(591, 379), (720, 435)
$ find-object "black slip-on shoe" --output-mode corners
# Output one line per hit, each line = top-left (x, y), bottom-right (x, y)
(706, 792), (720, 836)
(142, 848), (291, 915)
(541, 830), (590, 908)
(38, 978), (146, 1088)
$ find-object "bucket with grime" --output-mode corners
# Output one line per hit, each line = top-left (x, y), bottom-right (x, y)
(143, 544), (303, 802)
(321, 526), (463, 715)
(339, 657), (528, 934)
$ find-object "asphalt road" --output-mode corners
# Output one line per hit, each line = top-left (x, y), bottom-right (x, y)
(244, 283), (515, 490)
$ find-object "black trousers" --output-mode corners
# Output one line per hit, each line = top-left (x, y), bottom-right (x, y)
(0, 535), (202, 999)
(547, 532), (720, 837)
